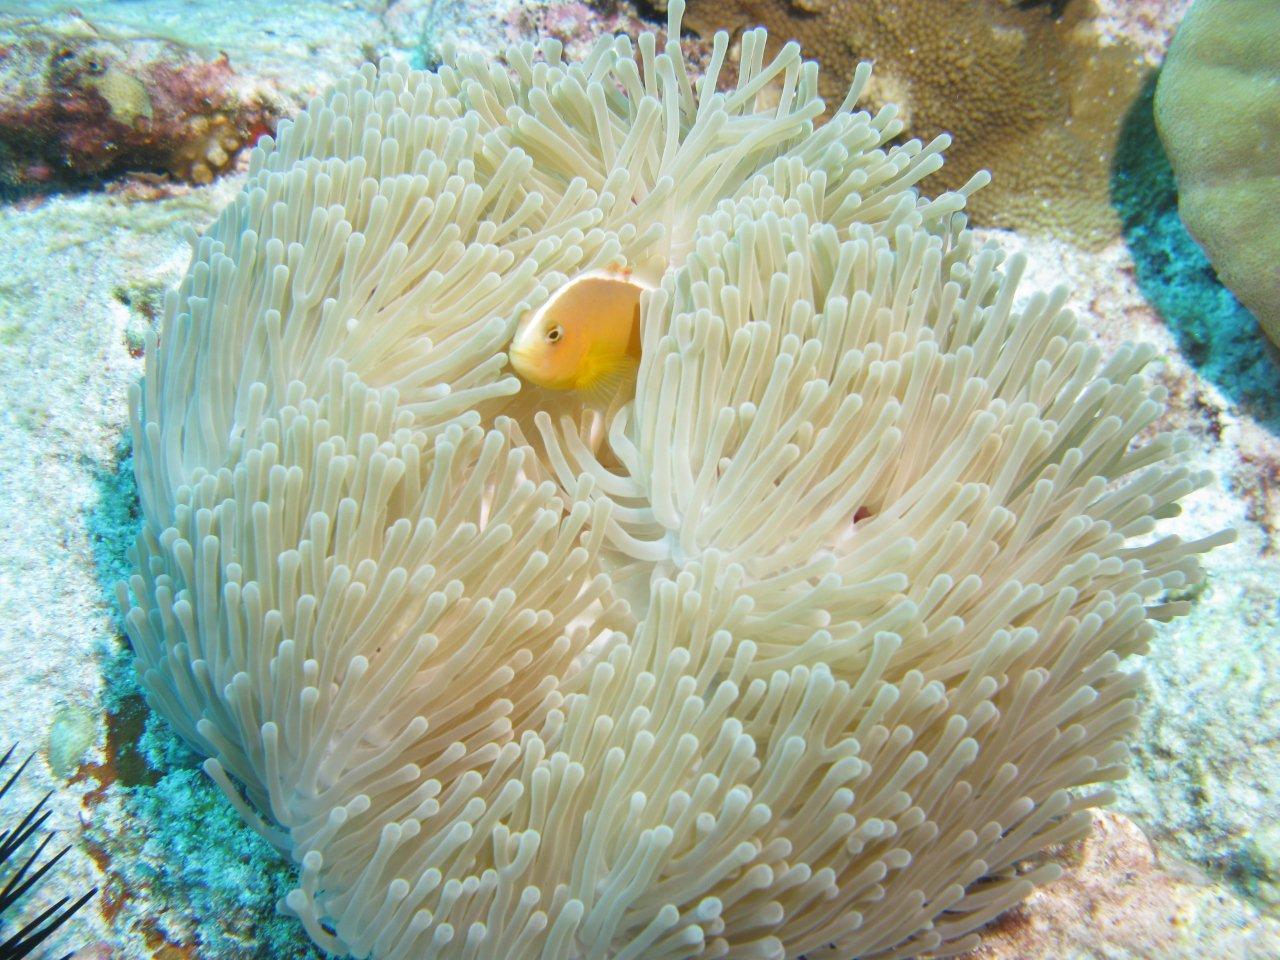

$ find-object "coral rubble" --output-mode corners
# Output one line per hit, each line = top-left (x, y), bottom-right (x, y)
(0, 14), (280, 190)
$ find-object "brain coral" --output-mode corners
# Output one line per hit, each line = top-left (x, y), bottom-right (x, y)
(119, 5), (1227, 957)
(675, 0), (1148, 248)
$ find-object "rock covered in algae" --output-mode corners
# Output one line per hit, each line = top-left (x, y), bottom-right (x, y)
(0, 12), (281, 188)
(974, 810), (1280, 958)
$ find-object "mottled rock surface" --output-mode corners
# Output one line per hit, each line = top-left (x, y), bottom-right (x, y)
(971, 811), (1280, 959)
(0, 0), (385, 190)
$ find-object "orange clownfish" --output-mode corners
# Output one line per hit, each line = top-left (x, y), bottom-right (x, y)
(508, 268), (653, 403)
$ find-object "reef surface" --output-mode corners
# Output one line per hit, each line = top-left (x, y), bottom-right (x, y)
(0, 0), (1276, 957)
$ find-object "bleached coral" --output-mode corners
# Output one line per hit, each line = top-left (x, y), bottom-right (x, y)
(119, 3), (1228, 957)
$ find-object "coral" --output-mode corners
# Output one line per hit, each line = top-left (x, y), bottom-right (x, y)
(121, 738), (325, 959)
(675, 0), (1149, 248)
(1111, 74), (1280, 425)
(76, 654), (319, 959)
(119, 6), (1228, 959)
(0, 13), (281, 189)
(166, 111), (248, 186)
(90, 66), (153, 126)
(1154, 0), (1280, 349)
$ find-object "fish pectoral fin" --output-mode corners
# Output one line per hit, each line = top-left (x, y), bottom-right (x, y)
(581, 359), (637, 407)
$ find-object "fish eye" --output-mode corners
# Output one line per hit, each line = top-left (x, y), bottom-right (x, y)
(545, 325), (564, 344)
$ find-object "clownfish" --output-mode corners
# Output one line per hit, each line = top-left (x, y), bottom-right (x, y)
(508, 268), (653, 403)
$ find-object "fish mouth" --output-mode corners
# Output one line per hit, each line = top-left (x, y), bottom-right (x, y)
(508, 345), (535, 379)
(508, 345), (568, 390)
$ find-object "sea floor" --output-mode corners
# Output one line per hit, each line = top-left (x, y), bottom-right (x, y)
(0, 1), (1276, 958)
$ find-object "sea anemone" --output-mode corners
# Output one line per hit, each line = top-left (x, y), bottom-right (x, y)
(119, 3), (1228, 956)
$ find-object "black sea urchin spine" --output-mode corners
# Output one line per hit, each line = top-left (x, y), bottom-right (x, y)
(0, 745), (96, 960)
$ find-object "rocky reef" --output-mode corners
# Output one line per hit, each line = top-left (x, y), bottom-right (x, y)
(0, 0), (387, 195)
(0, 13), (275, 189)
(0, 0), (1276, 957)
